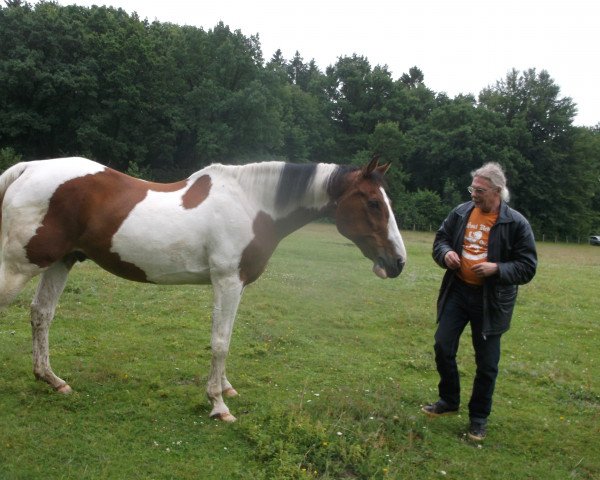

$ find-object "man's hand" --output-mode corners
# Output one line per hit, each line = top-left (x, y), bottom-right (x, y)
(471, 262), (499, 278)
(444, 251), (461, 270)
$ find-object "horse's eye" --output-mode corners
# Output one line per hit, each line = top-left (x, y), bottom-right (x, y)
(367, 199), (380, 210)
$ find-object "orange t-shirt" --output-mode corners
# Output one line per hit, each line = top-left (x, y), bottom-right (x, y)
(458, 208), (498, 286)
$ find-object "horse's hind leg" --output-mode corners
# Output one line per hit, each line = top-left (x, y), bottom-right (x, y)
(30, 256), (76, 393)
(0, 264), (31, 311)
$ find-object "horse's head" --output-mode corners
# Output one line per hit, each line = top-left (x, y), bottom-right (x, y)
(332, 157), (406, 279)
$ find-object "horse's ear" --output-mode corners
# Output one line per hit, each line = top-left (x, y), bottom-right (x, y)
(377, 162), (391, 175)
(363, 155), (381, 177)
(363, 155), (391, 177)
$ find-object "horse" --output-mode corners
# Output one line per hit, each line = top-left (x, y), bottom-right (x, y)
(0, 155), (406, 421)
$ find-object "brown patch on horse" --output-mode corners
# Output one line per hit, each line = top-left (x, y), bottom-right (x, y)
(238, 207), (325, 285)
(181, 175), (211, 209)
(238, 211), (278, 285)
(25, 168), (188, 282)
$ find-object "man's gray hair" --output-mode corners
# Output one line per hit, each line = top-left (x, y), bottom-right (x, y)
(471, 162), (510, 202)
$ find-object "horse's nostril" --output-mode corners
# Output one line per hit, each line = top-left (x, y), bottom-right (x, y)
(397, 258), (405, 273)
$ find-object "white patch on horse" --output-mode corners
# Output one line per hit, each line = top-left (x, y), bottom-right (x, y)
(111, 170), (255, 285)
(381, 186), (407, 260)
(305, 164), (339, 212)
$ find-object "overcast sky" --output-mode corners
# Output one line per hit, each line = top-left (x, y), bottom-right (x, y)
(49, 0), (599, 126)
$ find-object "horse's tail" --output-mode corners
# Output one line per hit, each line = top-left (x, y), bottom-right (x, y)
(0, 162), (27, 201)
(0, 162), (29, 230)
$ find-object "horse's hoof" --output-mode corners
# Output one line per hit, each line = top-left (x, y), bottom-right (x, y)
(56, 384), (72, 394)
(223, 387), (238, 398)
(219, 412), (237, 422)
(211, 412), (237, 422)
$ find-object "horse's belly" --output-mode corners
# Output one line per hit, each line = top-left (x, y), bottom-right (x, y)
(108, 236), (213, 284)
(147, 268), (212, 285)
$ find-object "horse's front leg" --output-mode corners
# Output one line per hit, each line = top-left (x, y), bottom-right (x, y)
(207, 275), (244, 422)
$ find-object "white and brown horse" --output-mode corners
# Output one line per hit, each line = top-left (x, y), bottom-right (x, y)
(0, 156), (406, 421)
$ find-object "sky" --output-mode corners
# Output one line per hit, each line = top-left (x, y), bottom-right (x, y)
(48, 0), (599, 126)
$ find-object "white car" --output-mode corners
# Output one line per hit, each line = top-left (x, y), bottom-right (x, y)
(590, 235), (600, 246)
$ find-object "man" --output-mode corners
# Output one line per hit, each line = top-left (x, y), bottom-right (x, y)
(422, 162), (537, 441)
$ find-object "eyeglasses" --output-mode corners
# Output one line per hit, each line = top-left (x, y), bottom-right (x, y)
(467, 186), (489, 195)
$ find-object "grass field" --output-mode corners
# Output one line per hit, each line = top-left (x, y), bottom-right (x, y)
(0, 224), (598, 479)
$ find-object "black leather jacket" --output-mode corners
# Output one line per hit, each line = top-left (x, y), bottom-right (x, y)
(433, 201), (537, 337)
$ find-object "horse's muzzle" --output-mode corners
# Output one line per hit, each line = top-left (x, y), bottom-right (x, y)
(373, 257), (405, 279)
(388, 257), (405, 278)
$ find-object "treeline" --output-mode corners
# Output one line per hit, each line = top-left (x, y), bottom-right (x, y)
(1, 1), (599, 237)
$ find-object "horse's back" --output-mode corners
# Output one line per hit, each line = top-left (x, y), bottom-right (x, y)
(2, 157), (105, 207)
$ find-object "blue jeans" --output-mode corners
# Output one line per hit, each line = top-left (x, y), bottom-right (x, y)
(434, 279), (501, 424)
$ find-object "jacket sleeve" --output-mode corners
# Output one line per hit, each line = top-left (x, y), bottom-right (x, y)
(496, 215), (537, 285)
(432, 209), (459, 269)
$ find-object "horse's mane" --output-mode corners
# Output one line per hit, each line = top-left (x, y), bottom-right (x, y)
(204, 161), (346, 214)
(275, 163), (319, 209)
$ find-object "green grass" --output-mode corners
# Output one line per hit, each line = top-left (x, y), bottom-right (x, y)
(0, 224), (598, 479)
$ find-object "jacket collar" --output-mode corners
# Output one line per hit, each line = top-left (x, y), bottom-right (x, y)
(497, 201), (514, 223)
(456, 201), (514, 224)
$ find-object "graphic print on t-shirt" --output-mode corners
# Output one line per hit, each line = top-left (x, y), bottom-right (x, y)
(459, 208), (498, 285)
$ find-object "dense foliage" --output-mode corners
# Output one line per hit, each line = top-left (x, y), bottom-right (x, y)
(1, 1), (599, 237)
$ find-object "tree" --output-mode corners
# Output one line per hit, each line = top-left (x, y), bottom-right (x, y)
(401, 95), (520, 200)
(479, 69), (587, 236)
(400, 66), (424, 88)
(365, 121), (410, 203)
(396, 189), (446, 231)
(0, 146), (21, 170)
(570, 126), (600, 234)
(325, 55), (398, 159)
(3, 0), (25, 7)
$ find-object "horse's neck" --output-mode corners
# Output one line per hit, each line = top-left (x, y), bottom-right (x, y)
(205, 162), (339, 237)
(211, 162), (338, 212)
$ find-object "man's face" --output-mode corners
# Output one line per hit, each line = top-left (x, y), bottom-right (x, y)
(469, 176), (501, 213)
